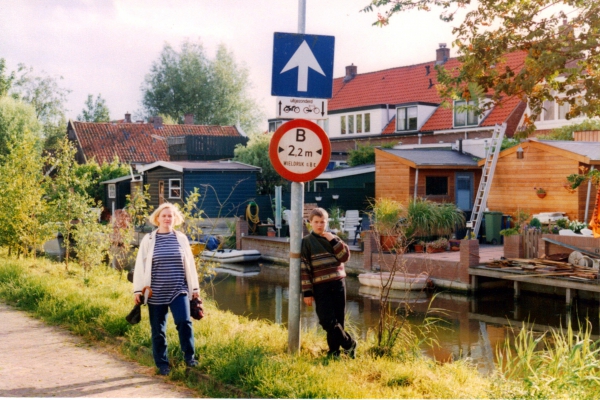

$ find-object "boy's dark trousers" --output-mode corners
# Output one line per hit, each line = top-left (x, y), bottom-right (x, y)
(313, 278), (354, 355)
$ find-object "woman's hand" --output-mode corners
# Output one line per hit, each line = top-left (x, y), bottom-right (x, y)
(134, 293), (142, 305)
(192, 292), (199, 300)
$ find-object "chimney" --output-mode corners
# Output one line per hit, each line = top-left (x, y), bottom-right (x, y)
(436, 43), (450, 65)
(153, 116), (163, 129)
(184, 113), (194, 125)
(124, 112), (131, 123)
(344, 64), (357, 83)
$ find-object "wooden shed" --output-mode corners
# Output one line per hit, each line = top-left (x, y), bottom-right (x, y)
(100, 174), (142, 216)
(482, 140), (600, 222)
(137, 160), (261, 218)
(375, 148), (482, 212)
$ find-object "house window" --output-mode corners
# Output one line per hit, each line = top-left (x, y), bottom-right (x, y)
(314, 181), (329, 192)
(543, 100), (555, 121)
(348, 115), (354, 133)
(397, 106), (418, 131)
(158, 181), (165, 204)
(341, 116), (346, 134)
(425, 176), (448, 196)
(269, 121), (283, 132)
(454, 100), (478, 127)
(108, 184), (116, 199)
(169, 179), (181, 199)
(557, 101), (570, 120)
(356, 114), (362, 133)
(364, 113), (370, 133)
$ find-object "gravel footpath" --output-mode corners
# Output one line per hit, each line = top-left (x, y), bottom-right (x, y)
(0, 303), (199, 398)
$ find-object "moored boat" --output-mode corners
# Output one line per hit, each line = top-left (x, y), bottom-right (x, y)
(358, 272), (430, 291)
(200, 249), (261, 264)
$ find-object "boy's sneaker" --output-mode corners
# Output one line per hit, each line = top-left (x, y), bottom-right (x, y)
(345, 341), (357, 359)
(158, 366), (171, 376)
(186, 359), (198, 367)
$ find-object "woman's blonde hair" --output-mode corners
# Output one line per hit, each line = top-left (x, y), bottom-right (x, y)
(148, 203), (185, 227)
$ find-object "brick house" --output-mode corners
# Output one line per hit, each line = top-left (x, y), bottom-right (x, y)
(270, 44), (527, 161)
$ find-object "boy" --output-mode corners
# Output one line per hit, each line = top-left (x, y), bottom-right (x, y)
(301, 207), (357, 358)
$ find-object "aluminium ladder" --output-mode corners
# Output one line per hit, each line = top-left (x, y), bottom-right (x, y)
(467, 123), (506, 239)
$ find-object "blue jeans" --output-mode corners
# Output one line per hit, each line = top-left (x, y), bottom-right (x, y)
(148, 294), (195, 368)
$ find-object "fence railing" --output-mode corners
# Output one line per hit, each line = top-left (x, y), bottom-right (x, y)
(523, 229), (542, 259)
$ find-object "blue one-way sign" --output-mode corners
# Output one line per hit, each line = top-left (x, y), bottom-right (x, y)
(271, 32), (335, 99)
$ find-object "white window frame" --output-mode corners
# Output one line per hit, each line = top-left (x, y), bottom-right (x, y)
(108, 184), (116, 199)
(397, 106), (418, 131)
(454, 100), (479, 127)
(313, 181), (329, 192)
(364, 113), (371, 133)
(169, 179), (182, 199)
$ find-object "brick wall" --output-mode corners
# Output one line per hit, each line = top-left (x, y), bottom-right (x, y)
(503, 235), (524, 258)
(539, 234), (600, 257)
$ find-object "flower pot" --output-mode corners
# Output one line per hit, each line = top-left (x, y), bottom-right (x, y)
(426, 246), (445, 253)
(380, 235), (399, 252)
(537, 192), (546, 199)
(267, 230), (276, 237)
(414, 244), (424, 253)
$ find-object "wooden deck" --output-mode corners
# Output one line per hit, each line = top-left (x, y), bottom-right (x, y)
(470, 265), (600, 305)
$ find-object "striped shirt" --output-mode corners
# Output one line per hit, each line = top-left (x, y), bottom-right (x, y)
(300, 232), (349, 298)
(149, 232), (188, 305)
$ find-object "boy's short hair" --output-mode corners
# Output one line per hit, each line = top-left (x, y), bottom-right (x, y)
(309, 207), (329, 221)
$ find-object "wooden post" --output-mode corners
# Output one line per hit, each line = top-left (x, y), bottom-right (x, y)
(514, 281), (521, 298)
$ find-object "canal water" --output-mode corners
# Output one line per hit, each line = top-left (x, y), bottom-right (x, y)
(203, 262), (600, 374)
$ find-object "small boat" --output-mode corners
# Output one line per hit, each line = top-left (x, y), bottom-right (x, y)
(214, 265), (261, 277)
(358, 272), (430, 291)
(358, 285), (428, 302)
(200, 249), (261, 264)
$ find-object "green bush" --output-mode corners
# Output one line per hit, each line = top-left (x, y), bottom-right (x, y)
(529, 217), (541, 229)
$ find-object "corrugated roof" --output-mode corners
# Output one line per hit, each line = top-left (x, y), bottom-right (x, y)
(537, 140), (600, 161)
(382, 149), (479, 166)
(70, 121), (243, 164)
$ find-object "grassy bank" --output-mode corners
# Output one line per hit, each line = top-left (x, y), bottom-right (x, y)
(4, 252), (592, 398)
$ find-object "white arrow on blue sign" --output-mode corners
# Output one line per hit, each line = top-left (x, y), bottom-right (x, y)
(271, 32), (335, 99)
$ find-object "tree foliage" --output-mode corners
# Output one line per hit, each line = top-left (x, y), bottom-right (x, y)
(74, 156), (130, 202)
(141, 39), (263, 133)
(363, 0), (600, 134)
(539, 119), (600, 141)
(0, 96), (42, 158)
(233, 132), (288, 195)
(348, 143), (376, 166)
(78, 93), (111, 122)
(0, 59), (14, 97)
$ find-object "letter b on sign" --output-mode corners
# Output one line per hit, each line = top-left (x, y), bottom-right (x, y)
(296, 129), (305, 142)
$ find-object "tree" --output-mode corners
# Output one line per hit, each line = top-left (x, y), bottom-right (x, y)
(45, 137), (95, 269)
(363, 0), (600, 134)
(233, 132), (288, 195)
(347, 143), (376, 166)
(0, 59), (14, 96)
(141, 39), (263, 133)
(0, 96), (42, 158)
(74, 156), (130, 202)
(78, 94), (111, 122)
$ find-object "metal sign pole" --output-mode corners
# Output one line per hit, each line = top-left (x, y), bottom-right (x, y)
(287, 0), (306, 355)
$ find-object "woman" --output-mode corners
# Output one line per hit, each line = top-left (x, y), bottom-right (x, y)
(132, 203), (200, 375)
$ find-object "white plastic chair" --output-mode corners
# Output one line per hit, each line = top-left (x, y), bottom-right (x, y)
(343, 210), (362, 238)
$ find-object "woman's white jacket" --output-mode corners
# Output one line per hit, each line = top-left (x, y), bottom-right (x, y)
(133, 229), (200, 304)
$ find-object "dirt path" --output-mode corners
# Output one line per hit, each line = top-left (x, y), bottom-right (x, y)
(0, 303), (199, 398)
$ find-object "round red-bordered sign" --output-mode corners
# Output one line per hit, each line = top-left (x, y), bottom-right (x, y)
(269, 119), (331, 182)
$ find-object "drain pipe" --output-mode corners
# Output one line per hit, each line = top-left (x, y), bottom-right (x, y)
(414, 168), (419, 200)
(418, 133), (422, 145)
(585, 166), (595, 223)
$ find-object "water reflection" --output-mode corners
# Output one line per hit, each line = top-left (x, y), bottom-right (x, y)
(203, 262), (600, 374)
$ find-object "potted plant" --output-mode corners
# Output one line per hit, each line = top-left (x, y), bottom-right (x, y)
(534, 187), (546, 198)
(414, 240), (425, 253)
(369, 198), (404, 252)
(426, 237), (448, 253)
(449, 238), (461, 251)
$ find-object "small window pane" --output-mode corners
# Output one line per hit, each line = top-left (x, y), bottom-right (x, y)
(407, 107), (418, 130)
(364, 113), (370, 132)
(108, 184), (116, 199)
(558, 101), (570, 119)
(356, 114), (363, 133)
(467, 107), (477, 125)
(348, 115), (354, 133)
(397, 108), (406, 130)
(454, 101), (466, 126)
(169, 179), (181, 199)
(341, 116), (346, 134)
(426, 176), (448, 195)
(543, 100), (555, 120)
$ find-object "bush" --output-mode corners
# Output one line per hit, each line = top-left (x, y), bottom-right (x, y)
(529, 217), (541, 229)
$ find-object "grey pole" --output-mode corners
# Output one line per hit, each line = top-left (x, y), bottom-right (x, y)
(287, 0), (306, 354)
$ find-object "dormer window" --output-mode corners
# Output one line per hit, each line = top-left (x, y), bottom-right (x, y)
(454, 100), (478, 127)
(397, 106), (418, 131)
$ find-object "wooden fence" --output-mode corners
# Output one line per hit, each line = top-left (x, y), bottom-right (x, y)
(523, 229), (542, 259)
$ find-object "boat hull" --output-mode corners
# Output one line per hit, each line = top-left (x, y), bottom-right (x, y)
(358, 272), (429, 291)
(200, 249), (261, 264)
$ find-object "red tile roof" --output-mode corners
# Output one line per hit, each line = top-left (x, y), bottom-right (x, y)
(331, 51), (527, 133)
(69, 121), (243, 164)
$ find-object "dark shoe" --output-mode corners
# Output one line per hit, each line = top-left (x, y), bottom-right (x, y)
(158, 366), (171, 376)
(345, 341), (357, 359)
(326, 350), (340, 359)
(186, 359), (198, 367)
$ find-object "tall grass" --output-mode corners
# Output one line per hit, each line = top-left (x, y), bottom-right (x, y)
(0, 252), (510, 398)
(495, 321), (600, 398)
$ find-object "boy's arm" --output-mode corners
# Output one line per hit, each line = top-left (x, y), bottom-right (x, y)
(329, 236), (350, 263)
(300, 241), (314, 298)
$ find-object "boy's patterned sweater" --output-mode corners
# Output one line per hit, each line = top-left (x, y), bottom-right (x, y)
(300, 232), (350, 298)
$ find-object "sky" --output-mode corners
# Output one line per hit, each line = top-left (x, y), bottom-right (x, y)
(0, 0), (458, 131)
